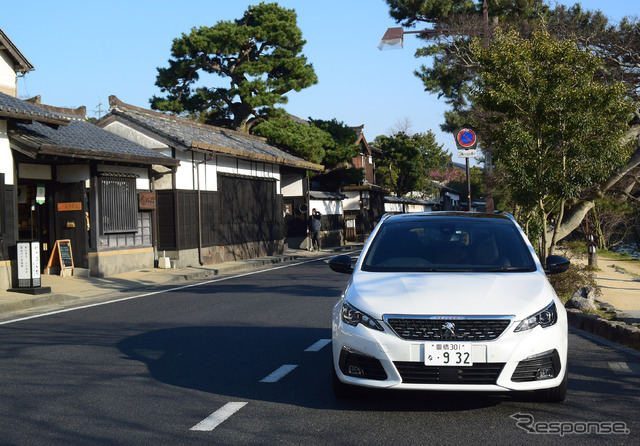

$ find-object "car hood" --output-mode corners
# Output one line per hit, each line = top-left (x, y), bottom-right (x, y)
(347, 271), (555, 319)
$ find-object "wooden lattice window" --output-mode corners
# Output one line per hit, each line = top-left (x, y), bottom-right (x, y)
(100, 174), (138, 233)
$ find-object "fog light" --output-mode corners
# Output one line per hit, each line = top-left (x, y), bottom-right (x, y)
(535, 367), (554, 380)
(347, 365), (364, 376)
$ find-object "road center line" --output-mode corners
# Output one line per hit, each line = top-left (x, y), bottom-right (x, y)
(305, 339), (331, 352)
(190, 402), (247, 432)
(260, 364), (298, 383)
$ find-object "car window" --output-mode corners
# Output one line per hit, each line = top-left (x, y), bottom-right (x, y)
(361, 218), (536, 272)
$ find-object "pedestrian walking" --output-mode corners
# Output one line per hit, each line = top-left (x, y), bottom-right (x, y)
(307, 208), (322, 251)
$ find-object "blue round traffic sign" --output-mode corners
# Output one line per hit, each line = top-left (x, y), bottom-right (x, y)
(456, 128), (477, 148)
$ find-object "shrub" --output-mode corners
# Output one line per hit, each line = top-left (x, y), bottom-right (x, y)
(548, 263), (600, 303)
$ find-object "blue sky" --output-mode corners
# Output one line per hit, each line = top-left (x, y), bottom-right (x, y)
(2, 0), (637, 158)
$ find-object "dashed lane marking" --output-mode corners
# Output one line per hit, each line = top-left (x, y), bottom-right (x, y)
(608, 362), (640, 374)
(260, 364), (298, 383)
(190, 402), (248, 432)
(305, 339), (331, 352)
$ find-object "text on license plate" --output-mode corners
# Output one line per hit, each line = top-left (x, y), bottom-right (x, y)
(424, 342), (473, 366)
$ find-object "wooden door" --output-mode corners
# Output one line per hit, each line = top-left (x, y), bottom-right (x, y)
(55, 182), (88, 269)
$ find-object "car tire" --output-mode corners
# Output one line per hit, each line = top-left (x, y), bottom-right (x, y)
(534, 366), (568, 403)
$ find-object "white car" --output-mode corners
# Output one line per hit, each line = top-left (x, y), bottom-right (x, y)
(329, 212), (570, 402)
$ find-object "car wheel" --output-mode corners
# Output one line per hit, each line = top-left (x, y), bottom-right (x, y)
(534, 366), (568, 403)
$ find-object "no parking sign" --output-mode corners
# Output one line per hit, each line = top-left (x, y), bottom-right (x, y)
(454, 126), (477, 158)
(454, 127), (477, 150)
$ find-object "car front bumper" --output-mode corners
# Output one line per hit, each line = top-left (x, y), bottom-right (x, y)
(332, 306), (568, 392)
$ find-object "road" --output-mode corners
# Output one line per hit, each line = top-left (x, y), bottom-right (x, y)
(0, 255), (638, 445)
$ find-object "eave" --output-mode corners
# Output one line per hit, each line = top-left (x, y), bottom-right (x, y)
(191, 141), (324, 172)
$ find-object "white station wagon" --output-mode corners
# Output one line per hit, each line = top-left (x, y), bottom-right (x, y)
(329, 212), (570, 402)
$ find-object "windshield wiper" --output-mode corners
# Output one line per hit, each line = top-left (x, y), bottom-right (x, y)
(483, 266), (533, 272)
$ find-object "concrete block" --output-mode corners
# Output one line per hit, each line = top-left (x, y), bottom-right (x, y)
(158, 257), (171, 269)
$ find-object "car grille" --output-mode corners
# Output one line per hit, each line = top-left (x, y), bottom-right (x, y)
(394, 362), (505, 384)
(385, 317), (512, 341)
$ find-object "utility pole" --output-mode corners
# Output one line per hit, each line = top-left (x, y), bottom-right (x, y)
(94, 98), (105, 119)
(482, 0), (495, 214)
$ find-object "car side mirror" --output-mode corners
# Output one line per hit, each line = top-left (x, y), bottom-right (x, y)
(545, 255), (570, 275)
(328, 255), (354, 274)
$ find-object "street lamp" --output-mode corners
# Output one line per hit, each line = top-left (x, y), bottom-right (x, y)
(377, 27), (447, 50)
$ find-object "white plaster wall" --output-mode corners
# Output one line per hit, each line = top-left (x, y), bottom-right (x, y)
(174, 151), (195, 190)
(384, 203), (403, 213)
(196, 156), (217, 192)
(0, 120), (14, 184)
(18, 163), (51, 180)
(280, 173), (303, 197)
(57, 164), (90, 183)
(310, 199), (342, 216)
(216, 155), (281, 193)
(342, 191), (361, 211)
(102, 121), (170, 155)
(97, 164), (150, 190)
(0, 52), (16, 96)
(407, 204), (430, 213)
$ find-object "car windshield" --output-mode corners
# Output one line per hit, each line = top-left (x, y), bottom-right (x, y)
(361, 217), (536, 273)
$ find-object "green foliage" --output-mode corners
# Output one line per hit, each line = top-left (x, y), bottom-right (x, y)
(547, 264), (600, 303)
(252, 114), (358, 167)
(374, 131), (450, 197)
(310, 168), (364, 191)
(470, 28), (634, 255)
(252, 114), (330, 165)
(386, 0), (476, 27)
(151, 2), (317, 132)
(308, 119), (360, 165)
(388, 0), (550, 132)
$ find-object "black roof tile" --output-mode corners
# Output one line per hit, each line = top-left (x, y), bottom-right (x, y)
(104, 96), (322, 171)
(0, 91), (69, 125)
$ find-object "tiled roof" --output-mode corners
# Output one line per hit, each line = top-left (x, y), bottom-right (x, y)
(0, 91), (69, 126)
(104, 96), (323, 171)
(6, 98), (178, 167)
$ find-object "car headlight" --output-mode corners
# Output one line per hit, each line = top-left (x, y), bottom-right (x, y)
(341, 302), (383, 331)
(514, 301), (558, 332)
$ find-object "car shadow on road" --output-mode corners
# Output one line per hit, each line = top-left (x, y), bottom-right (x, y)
(117, 325), (519, 412)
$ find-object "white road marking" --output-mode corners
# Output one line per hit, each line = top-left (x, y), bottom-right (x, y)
(0, 253), (361, 326)
(190, 402), (248, 431)
(260, 364), (298, 383)
(305, 339), (331, 352)
(607, 362), (640, 374)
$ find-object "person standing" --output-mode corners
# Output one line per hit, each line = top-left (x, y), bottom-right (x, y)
(307, 208), (322, 251)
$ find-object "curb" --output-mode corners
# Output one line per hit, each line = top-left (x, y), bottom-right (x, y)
(566, 308), (640, 351)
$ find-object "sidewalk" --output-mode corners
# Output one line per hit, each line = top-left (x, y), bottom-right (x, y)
(571, 251), (640, 320)
(590, 254), (640, 320)
(0, 245), (362, 320)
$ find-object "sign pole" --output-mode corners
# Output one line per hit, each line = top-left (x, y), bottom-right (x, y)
(454, 126), (478, 211)
(466, 157), (471, 211)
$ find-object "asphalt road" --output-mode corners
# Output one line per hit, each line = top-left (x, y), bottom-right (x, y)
(0, 256), (638, 445)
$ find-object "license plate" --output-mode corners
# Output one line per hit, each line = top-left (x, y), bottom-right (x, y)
(425, 342), (473, 366)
